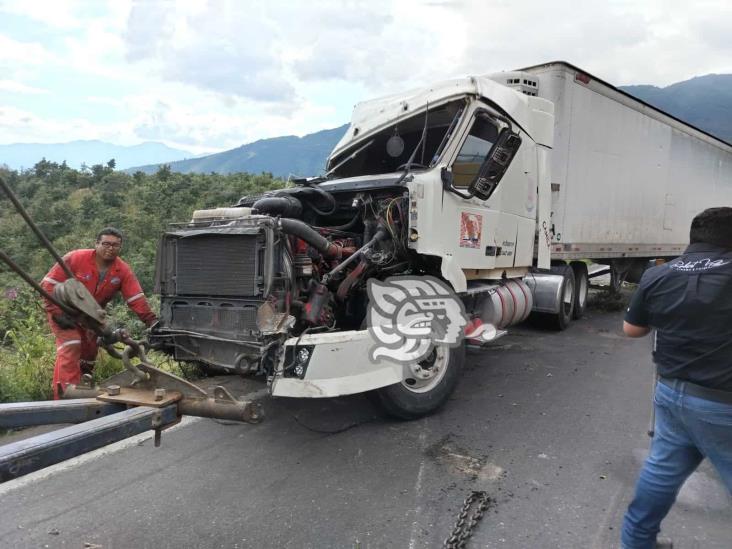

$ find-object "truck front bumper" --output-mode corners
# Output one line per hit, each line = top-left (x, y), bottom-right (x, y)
(271, 330), (403, 398)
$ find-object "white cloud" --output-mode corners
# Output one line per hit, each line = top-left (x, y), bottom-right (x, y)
(0, 105), (98, 142)
(1, 0), (731, 151)
(0, 0), (85, 29)
(124, 1), (296, 102)
(0, 34), (51, 65)
(0, 80), (48, 94)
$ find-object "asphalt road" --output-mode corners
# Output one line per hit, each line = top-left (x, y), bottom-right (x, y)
(1, 300), (730, 548)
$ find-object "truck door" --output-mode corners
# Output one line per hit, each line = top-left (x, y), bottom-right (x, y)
(442, 110), (522, 271)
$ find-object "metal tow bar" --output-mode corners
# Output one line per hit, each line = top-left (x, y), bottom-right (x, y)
(0, 176), (264, 484)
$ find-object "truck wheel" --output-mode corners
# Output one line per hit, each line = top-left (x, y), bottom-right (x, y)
(570, 262), (589, 319)
(532, 265), (575, 330)
(372, 342), (465, 420)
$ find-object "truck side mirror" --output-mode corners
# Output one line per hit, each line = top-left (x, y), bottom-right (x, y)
(468, 129), (522, 201)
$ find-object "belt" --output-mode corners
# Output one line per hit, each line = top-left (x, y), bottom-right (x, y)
(659, 377), (732, 404)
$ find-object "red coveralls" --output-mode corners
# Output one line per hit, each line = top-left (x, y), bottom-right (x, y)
(40, 249), (157, 399)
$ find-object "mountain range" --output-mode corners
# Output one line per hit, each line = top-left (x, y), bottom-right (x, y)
(127, 125), (349, 179)
(0, 140), (194, 171)
(622, 74), (732, 143)
(2, 73), (730, 178)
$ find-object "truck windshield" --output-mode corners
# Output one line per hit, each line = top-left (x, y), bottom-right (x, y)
(327, 99), (466, 179)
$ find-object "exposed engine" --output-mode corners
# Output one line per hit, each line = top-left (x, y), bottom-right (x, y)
(150, 182), (421, 377)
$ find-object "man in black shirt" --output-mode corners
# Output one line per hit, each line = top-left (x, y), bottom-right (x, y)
(621, 207), (732, 549)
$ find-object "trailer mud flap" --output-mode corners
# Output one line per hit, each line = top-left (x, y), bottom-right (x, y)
(271, 330), (403, 398)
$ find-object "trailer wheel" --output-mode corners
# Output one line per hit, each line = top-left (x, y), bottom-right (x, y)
(372, 342), (465, 420)
(570, 262), (589, 320)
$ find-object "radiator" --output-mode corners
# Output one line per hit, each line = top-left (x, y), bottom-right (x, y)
(175, 234), (259, 296)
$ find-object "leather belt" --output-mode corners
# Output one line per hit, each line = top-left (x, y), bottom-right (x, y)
(659, 377), (732, 404)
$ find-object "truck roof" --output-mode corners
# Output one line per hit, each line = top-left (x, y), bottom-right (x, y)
(521, 61), (732, 151)
(331, 61), (731, 163)
(329, 74), (541, 162)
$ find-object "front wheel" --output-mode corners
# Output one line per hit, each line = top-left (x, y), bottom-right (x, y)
(371, 342), (465, 420)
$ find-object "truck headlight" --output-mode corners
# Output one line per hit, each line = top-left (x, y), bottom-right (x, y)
(297, 347), (311, 365)
(285, 345), (314, 379)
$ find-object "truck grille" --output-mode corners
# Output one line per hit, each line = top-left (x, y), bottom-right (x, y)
(170, 302), (258, 337)
(175, 234), (258, 296)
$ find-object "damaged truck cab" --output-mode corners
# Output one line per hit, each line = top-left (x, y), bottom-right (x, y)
(149, 71), (555, 419)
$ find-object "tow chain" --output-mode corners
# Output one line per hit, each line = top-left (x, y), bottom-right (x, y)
(443, 490), (492, 549)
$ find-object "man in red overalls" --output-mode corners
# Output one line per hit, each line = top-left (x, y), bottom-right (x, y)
(40, 227), (157, 398)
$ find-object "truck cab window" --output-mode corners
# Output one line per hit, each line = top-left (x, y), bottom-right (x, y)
(452, 117), (499, 188)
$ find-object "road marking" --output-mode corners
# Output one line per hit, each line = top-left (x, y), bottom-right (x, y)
(0, 387), (270, 495)
(408, 426), (429, 549)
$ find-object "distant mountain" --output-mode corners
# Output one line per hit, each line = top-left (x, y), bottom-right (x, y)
(128, 125), (349, 179)
(620, 74), (732, 143)
(0, 140), (194, 171)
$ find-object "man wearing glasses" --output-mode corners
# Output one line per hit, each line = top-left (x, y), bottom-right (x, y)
(40, 227), (157, 398)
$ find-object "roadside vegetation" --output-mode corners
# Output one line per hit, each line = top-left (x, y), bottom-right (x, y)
(0, 160), (284, 402)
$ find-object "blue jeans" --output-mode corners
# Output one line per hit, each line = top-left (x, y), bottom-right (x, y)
(621, 379), (732, 548)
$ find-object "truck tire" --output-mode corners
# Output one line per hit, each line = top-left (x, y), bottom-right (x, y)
(570, 262), (589, 320)
(532, 265), (575, 330)
(372, 342), (465, 420)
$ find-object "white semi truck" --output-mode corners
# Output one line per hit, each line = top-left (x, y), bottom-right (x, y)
(149, 61), (732, 419)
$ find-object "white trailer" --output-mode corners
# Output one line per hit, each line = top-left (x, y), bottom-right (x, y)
(509, 62), (732, 263)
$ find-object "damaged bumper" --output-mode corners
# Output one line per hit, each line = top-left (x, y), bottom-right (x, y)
(271, 330), (403, 398)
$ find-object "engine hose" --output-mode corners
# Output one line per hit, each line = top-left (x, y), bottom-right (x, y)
(279, 218), (335, 256)
(315, 212), (361, 232)
(336, 260), (369, 301)
(252, 196), (303, 218)
(323, 227), (390, 283)
(305, 183), (337, 215)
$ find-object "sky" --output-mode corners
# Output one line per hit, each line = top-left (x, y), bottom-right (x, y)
(0, 0), (730, 155)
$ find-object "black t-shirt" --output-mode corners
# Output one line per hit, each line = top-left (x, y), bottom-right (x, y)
(625, 243), (732, 391)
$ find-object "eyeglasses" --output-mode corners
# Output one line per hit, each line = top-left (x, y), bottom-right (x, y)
(99, 242), (122, 249)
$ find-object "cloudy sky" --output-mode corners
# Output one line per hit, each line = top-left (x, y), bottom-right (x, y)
(1, 0), (730, 154)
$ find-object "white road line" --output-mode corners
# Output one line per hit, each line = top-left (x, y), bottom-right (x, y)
(408, 426), (429, 549)
(0, 387), (270, 495)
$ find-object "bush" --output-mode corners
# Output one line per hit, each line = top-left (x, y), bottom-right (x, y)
(0, 289), (56, 402)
